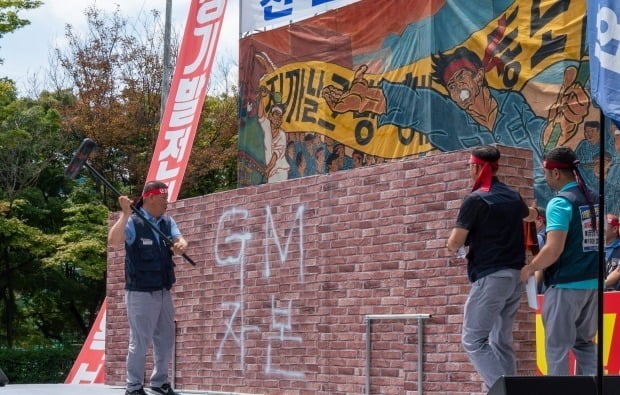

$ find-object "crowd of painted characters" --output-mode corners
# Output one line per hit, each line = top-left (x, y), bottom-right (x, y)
(284, 132), (389, 178)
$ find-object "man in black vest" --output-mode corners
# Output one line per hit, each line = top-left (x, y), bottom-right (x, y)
(521, 147), (598, 376)
(447, 145), (532, 389)
(109, 181), (188, 395)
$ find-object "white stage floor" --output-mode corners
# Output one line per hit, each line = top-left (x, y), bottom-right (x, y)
(0, 384), (257, 395)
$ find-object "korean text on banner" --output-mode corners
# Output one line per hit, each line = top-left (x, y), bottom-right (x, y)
(147, 0), (228, 202)
(241, 0), (362, 33)
(65, 299), (107, 384)
(588, 0), (620, 125)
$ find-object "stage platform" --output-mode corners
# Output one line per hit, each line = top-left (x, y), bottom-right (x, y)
(0, 384), (258, 395)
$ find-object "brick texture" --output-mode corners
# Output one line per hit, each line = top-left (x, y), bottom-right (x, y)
(106, 145), (537, 395)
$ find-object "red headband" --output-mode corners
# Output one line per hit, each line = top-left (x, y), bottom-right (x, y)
(142, 187), (168, 198)
(470, 154), (498, 192)
(543, 160), (574, 170)
(443, 58), (479, 83)
(608, 217), (620, 227)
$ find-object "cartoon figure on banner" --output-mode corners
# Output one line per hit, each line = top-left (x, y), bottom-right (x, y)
(605, 121), (620, 215)
(322, 46), (590, 203)
(315, 146), (327, 174)
(258, 86), (290, 183)
(575, 121), (605, 188)
(253, 51), (374, 182)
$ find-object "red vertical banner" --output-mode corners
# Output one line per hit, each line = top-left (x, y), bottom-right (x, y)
(65, 298), (107, 384)
(147, 0), (228, 202)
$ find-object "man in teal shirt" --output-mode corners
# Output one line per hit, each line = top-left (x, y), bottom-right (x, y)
(521, 147), (598, 376)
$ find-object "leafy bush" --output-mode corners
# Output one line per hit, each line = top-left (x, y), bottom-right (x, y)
(0, 345), (80, 383)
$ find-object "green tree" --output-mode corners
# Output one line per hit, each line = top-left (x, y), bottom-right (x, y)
(0, 80), (102, 347)
(181, 92), (239, 197)
(0, 81), (68, 206)
(0, 208), (56, 347)
(0, 181), (107, 347)
(41, 182), (108, 340)
(57, 5), (175, 203)
(0, 0), (43, 63)
(56, 5), (239, 201)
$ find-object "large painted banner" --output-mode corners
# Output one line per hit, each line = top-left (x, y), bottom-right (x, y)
(238, 0), (620, 210)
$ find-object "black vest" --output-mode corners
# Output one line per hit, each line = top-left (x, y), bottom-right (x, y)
(543, 186), (598, 286)
(125, 214), (176, 291)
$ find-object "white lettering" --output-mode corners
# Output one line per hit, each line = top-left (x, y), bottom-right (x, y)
(156, 160), (180, 180)
(69, 362), (103, 384)
(159, 127), (191, 162)
(264, 205), (305, 282)
(184, 0), (226, 74)
(90, 315), (106, 351)
(197, 0), (226, 24)
(169, 77), (206, 127)
(215, 208), (252, 266)
(595, 7), (620, 73)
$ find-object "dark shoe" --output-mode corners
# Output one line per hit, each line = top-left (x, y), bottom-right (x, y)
(125, 387), (147, 395)
(150, 383), (180, 395)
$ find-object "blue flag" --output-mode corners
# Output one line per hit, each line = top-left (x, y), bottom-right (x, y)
(588, 0), (620, 126)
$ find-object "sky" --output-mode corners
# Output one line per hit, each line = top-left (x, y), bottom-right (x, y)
(1, 0), (239, 95)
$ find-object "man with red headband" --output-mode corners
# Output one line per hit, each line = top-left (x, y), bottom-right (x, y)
(109, 180), (187, 395)
(520, 147), (598, 376)
(446, 145), (531, 389)
(604, 214), (620, 290)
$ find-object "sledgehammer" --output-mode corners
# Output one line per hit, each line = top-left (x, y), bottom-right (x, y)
(65, 138), (196, 266)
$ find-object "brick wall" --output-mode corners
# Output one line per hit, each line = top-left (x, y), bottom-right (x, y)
(106, 145), (537, 395)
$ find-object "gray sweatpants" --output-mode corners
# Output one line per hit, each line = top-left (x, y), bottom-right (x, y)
(125, 289), (175, 391)
(542, 286), (597, 375)
(462, 269), (524, 389)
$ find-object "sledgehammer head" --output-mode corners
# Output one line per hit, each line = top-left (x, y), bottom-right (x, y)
(65, 138), (97, 179)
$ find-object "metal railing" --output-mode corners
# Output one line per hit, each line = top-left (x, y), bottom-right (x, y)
(364, 314), (432, 395)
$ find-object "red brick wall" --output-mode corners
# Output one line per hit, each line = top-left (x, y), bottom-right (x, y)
(106, 145), (537, 395)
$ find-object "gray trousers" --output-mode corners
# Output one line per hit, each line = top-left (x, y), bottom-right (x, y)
(542, 286), (597, 375)
(125, 289), (175, 391)
(462, 269), (524, 389)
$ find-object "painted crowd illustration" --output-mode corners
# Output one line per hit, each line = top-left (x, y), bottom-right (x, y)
(238, 0), (619, 210)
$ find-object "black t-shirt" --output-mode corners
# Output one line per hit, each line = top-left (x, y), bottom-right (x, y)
(456, 178), (529, 282)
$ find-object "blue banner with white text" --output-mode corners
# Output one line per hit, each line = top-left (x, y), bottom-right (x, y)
(588, 0), (620, 126)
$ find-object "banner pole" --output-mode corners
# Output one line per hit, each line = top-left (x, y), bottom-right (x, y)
(597, 109), (605, 395)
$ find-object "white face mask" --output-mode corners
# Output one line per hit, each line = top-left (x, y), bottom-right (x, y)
(459, 89), (470, 102)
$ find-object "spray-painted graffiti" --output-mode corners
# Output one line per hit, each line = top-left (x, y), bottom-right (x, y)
(214, 205), (305, 377)
(266, 295), (305, 378)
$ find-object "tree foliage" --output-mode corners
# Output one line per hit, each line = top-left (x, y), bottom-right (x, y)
(181, 93), (239, 197)
(56, 5), (173, 201)
(56, 5), (238, 201)
(0, 208), (56, 347)
(0, 3), (239, 353)
(41, 182), (108, 339)
(0, 83), (106, 347)
(0, 0), (42, 38)
(0, 0), (42, 64)
(0, 81), (69, 205)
